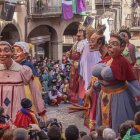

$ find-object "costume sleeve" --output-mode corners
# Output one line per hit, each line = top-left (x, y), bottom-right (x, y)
(21, 66), (46, 115)
(20, 66), (33, 84)
(129, 44), (136, 65)
(29, 79), (46, 116)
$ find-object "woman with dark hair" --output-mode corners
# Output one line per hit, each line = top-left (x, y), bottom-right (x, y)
(92, 33), (140, 132)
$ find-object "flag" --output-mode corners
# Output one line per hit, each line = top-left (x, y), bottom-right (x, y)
(76, 0), (86, 14)
(72, 0), (76, 14)
(62, 0), (73, 20)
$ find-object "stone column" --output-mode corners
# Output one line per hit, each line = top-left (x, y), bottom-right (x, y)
(57, 41), (63, 60)
(51, 41), (63, 60)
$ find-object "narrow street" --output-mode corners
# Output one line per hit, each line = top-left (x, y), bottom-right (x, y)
(46, 104), (89, 133)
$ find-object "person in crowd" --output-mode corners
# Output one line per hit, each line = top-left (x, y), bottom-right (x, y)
(48, 82), (62, 106)
(119, 120), (135, 139)
(89, 131), (98, 140)
(29, 124), (48, 140)
(0, 106), (10, 130)
(41, 68), (50, 92)
(65, 125), (79, 140)
(103, 128), (116, 140)
(2, 129), (13, 140)
(92, 33), (140, 132)
(62, 79), (69, 103)
(14, 98), (40, 128)
(68, 24), (87, 103)
(81, 135), (92, 140)
(13, 128), (29, 140)
(0, 41), (45, 120)
(123, 111), (140, 140)
(47, 125), (61, 140)
(0, 128), (4, 140)
(94, 126), (106, 140)
(79, 131), (87, 138)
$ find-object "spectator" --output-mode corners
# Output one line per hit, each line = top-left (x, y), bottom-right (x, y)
(103, 128), (116, 140)
(48, 125), (61, 140)
(123, 111), (140, 139)
(89, 131), (98, 140)
(65, 125), (79, 140)
(14, 98), (39, 128)
(13, 128), (29, 140)
(79, 131), (87, 138)
(0, 128), (4, 140)
(3, 129), (13, 140)
(119, 120), (134, 139)
(95, 126), (106, 140)
(81, 135), (92, 140)
(0, 106), (10, 130)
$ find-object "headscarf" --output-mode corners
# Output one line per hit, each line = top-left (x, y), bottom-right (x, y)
(13, 42), (29, 53)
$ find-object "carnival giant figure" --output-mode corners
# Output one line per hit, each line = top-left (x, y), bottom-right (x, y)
(78, 26), (101, 104)
(13, 42), (42, 91)
(0, 41), (46, 120)
(69, 24), (87, 103)
(119, 27), (136, 66)
(92, 33), (140, 132)
(83, 24), (108, 130)
(13, 42), (46, 119)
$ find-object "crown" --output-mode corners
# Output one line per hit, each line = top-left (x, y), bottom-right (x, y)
(119, 25), (130, 32)
(96, 24), (106, 35)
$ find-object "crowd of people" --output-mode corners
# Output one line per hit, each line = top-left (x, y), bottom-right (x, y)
(0, 19), (140, 139)
(31, 55), (70, 106)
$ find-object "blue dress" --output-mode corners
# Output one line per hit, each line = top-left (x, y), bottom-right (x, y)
(92, 63), (138, 132)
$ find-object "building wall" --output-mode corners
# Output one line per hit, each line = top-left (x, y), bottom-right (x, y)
(0, 0), (94, 60)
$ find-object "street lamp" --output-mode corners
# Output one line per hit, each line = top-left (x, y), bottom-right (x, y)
(108, 17), (114, 31)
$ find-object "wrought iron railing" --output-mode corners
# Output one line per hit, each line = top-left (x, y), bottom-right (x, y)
(28, 0), (93, 16)
(30, 5), (61, 15)
(95, 0), (111, 5)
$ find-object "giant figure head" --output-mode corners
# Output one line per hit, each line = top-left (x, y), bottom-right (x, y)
(13, 42), (29, 63)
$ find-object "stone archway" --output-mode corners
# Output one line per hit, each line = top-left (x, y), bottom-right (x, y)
(28, 25), (58, 60)
(63, 22), (80, 52)
(1, 23), (20, 44)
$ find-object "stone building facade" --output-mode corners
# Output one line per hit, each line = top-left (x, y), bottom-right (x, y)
(0, 0), (94, 60)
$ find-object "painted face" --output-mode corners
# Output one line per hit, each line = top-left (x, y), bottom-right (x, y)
(13, 46), (27, 63)
(89, 33), (102, 50)
(120, 32), (129, 43)
(76, 29), (84, 41)
(108, 37), (122, 58)
(0, 45), (13, 64)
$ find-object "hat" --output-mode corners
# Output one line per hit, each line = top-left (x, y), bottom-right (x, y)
(13, 42), (29, 53)
(21, 98), (32, 109)
(0, 41), (12, 48)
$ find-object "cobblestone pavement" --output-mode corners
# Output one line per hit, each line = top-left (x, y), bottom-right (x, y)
(46, 103), (89, 133)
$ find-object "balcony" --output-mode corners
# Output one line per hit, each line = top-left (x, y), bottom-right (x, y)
(30, 6), (61, 17)
(28, 0), (61, 17)
(28, 0), (93, 18)
(95, 0), (111, 5)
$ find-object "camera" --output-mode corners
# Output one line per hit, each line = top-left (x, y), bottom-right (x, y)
(28, 130), (37, 140)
